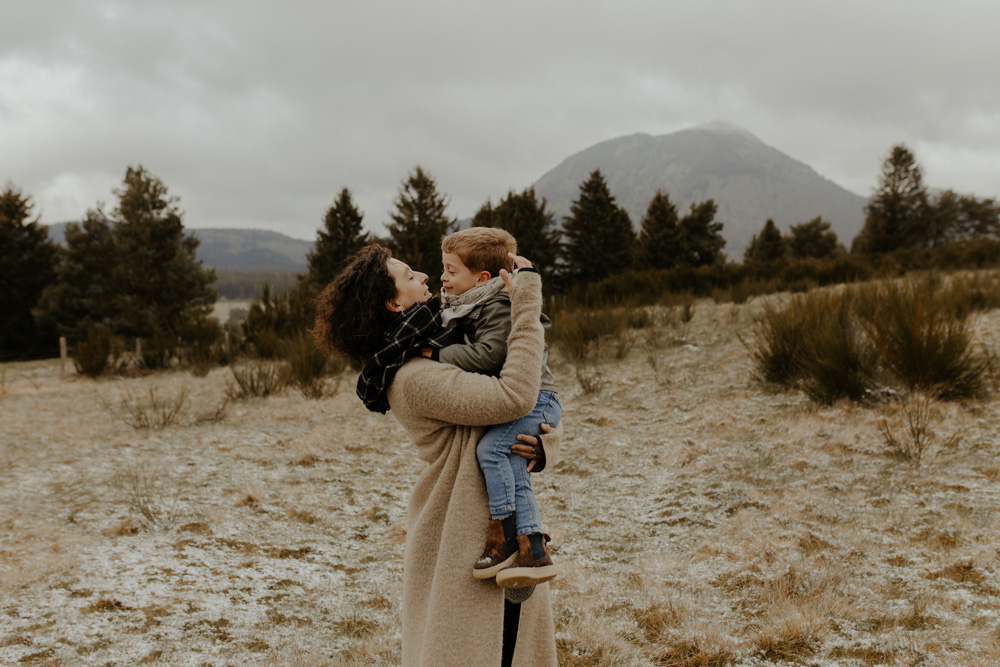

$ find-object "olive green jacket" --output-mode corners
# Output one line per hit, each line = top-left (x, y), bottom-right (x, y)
(437, 292), (557, 393)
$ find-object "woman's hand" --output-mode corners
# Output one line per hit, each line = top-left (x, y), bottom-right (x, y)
(499, 253), (534, 294)
(512, 422), (550, 472)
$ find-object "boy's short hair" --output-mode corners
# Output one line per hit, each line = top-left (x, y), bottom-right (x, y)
(441, 227), (518, 278)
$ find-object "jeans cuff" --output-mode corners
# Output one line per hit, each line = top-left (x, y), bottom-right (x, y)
(489, 504), (516, 519)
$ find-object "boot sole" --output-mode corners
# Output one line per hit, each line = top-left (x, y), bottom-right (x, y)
(472, 553), (517, 580)
(495, 564), (560, 589)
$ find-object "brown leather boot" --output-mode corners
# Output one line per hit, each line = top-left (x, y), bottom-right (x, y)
(495, 533), (559, 589)
(472, 518), (518, 579)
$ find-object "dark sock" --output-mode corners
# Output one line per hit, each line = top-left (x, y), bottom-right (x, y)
(501, 515), (516, 542)
(527, 533), (545, 560)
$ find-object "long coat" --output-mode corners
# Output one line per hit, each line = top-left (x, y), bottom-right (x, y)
(387, 271), (562, 667)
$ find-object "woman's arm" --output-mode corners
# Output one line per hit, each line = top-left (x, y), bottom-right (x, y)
(393, 270), (544, 426)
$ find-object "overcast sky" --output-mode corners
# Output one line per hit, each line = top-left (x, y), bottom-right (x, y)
(2, 0), (998, 241)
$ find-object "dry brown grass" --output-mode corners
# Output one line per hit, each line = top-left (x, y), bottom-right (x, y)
(1, 276), (999, 665)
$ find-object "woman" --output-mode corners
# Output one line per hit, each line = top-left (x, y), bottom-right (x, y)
(313, 244), (561, 667)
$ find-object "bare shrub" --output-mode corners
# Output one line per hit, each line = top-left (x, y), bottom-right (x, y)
(612, 329), (636, 360)
(114, 385), (189, 429)
(877, 392), (958, 468)
(194, 398), (230, 424)
(575, 362), (606, 395)
(226, 361), (288, 399)
(858, 278), (987, 400)
(113, 464), (178, 530)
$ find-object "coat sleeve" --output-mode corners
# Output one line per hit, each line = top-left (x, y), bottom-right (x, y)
(436, 300), (511, 375)
(395, 273), (544, 427)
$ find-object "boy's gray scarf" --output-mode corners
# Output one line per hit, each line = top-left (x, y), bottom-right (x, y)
(440, 276), (505, 327)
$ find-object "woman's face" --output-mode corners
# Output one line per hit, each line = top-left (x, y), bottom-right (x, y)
(386, 258), (432, 312)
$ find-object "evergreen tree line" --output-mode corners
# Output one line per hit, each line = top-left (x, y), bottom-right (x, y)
(2, 143), (999, 362)
(1, 167), (216, 362)
(743, 144), (999, 266)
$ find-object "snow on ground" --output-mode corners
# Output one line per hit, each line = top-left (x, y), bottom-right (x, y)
(1, 295), (998, 666)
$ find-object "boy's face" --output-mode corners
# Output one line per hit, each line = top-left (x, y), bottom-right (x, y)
(441, 252), (489, 296)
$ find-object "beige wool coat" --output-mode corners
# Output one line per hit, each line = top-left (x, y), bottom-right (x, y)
(387, 271), (562, 667)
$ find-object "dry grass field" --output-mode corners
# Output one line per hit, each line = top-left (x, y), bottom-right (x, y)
(2, 289), (999, 666)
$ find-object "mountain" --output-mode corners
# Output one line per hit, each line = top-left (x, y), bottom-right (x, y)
(191, 228), (309, 271)
(43, 224), (311, 271)
(532, 121), (868, 255)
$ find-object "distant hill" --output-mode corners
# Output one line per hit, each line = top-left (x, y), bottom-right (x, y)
(191, 228), (310, 271)
(532, 122), (868, 255)
(43, 224), (311, 271)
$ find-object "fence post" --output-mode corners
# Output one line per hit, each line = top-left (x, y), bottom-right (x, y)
(59, 337), (67, 378)
(136, 338), (142, 366)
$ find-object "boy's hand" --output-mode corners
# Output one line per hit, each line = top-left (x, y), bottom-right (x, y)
(499, 253), (533, 294)
(513, 422), (550, 472)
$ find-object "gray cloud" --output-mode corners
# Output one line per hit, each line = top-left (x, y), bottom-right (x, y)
(2, 0), (998, 241)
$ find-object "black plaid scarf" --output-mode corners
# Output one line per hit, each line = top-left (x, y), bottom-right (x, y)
(356, 297), (464, 414)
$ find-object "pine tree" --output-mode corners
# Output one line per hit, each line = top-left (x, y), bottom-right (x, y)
(37, 166), (216, 343)
(852, 144), (929, 254)
(561, 169), (635, 283)
(385, 166), (455, 294)
(0, 184), (59, 357)
(307, 188), (371, 288)
(743, 218), (788, 265)
(636, 189), (680, 270)
(471, 187), (560, 287)
(926, 190), (1000, 245)
(676, 199), (725, 268)
(788, 217), (841, 259)
(35, 209), (119, 343)
(110, 166), (216, 338)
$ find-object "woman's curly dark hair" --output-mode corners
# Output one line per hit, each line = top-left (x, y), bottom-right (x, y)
(312, 244), (399, 364)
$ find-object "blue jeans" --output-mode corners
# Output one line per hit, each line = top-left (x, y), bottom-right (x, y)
(476, 391), (561, 537)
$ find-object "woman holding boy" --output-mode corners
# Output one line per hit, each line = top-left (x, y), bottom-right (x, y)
(313, 243), (560, 667)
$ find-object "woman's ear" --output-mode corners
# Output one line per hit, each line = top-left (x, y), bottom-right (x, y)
(385, 299), (402, 313)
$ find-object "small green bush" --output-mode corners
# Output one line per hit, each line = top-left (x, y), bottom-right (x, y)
(140, 331), (178, 370)
(795, 292), (877, 404)
(74, 326), (121, 378)
(551, 308), (627, 363)
(858, 278), (986, 400)
(747, 297), (812, 386)
(176, 310), (223, 377)
(281, 331), (336, 399)
(749, 276), (989, 404)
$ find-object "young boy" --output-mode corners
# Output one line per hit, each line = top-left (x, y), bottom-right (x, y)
(424, 227), (560, 589)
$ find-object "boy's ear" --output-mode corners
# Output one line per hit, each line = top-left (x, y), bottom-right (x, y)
(477, 270), (492, 284)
